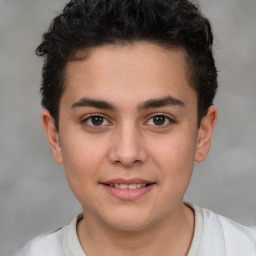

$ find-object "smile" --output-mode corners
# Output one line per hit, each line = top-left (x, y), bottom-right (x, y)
(109, 184), (147, 189)
(101, 180), (155, 200)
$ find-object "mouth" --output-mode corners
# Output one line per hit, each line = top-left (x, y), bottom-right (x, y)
(104, 183), (152, 189)
(100, 179), (156, 200)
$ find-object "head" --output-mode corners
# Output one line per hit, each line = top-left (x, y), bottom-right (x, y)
(36, 0), (218, 130)
(38, 0), (218, 232)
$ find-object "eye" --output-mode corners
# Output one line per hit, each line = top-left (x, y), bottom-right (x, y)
(146, 114), (174, 127)
(82, 115), (110, 127)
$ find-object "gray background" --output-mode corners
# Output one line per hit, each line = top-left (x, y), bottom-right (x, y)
(0, 0), (255, 255)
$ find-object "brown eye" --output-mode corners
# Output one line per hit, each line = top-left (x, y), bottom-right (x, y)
(145, 114), (174, 128)
(153, 115), (166, 125)
(83, 115), (109, 127)
(91, 116), (104, 126)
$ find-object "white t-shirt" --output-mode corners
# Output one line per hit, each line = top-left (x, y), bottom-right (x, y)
(14, 204), (256, 256)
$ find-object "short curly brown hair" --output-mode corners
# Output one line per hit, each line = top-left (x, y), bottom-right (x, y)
(36, 0), (218, 130)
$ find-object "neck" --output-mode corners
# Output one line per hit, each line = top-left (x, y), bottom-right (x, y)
(77, 202), (195, 256)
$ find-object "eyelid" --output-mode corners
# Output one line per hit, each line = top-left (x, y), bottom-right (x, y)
(144, 113), (175, 126)
(81, 113), (112, 127)
(80, 113), (175, 128)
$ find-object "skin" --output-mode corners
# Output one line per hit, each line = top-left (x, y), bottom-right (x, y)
(42, 42), (217, 256)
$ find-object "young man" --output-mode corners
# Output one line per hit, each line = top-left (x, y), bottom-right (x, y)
(15, 0), (256, 255)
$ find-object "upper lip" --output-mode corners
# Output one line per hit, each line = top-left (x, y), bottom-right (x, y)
(101, 178), (155, 185)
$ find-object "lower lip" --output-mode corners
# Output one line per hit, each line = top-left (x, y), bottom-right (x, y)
(101, 184), (155, 200)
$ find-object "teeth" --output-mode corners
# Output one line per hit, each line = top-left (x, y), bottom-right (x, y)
(120, 184), (128, 189)
(109, 184), (147, 189)
(128, 184), (137, 189)
(137, 184), (146, 188)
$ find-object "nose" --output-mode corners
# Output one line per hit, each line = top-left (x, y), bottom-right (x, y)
(108, 123), (147, 168)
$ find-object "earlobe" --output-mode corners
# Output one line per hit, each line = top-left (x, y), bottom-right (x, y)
(41, 109), (63, 165)
(195, 105), (217, 162)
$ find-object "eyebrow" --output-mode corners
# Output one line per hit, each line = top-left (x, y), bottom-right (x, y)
(138, 96), (185, 110)
(71, 97), (116, 110)
(71, 95), (185, 111)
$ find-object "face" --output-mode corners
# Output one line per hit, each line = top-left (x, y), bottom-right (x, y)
(42, 42), (217, 231)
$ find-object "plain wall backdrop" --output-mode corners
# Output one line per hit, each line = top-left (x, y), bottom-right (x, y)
(0, 0), (255, 255)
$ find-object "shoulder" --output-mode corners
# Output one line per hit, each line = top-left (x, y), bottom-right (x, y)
(14, 228), (64, 256)
(201, 207), (256, 255)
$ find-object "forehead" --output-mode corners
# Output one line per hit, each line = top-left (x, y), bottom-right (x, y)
(62, 42), (196, 109)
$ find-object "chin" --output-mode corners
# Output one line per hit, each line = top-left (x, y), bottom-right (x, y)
(100, 209), (159, 232)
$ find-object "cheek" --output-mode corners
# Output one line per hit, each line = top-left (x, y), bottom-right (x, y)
(60, 133), (107, 185)
(149, 132), (197, 183)
(152, 133), (196, 162)
(60, 135), (108, 208)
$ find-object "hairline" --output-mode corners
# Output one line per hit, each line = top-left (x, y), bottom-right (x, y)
(54, 40), (200, 130)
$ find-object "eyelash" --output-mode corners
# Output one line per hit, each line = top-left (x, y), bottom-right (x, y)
(82, 114), (111, 128)
(81, 113), (175, 129)
(145, 114), (175, 127)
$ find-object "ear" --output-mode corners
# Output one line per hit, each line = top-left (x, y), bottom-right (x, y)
(41, 109), (63, 165)
(195, 105), (217, 162)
